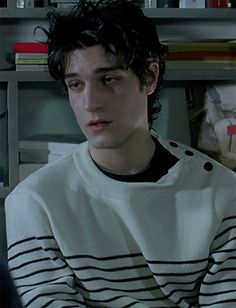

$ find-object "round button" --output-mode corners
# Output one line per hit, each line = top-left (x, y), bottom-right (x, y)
(169, 141), (178, 147)
(185, 150), (194, 156)
(204, 162), (213, 171)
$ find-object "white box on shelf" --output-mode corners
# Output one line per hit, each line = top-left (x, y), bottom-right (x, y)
(16, 0), (35, 8)
(179, 0), (205, 8)
(144, 0), (157, 8)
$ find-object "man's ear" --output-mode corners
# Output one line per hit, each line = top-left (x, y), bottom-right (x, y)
(145, 61), (159, 95)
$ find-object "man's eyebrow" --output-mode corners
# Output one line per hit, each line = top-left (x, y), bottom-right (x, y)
(94, 65), (126, 74)
(64, 65), (126, 80)
(64, 72), (79, 80)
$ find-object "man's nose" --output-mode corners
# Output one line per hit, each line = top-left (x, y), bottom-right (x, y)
(84, 83), (103, 111)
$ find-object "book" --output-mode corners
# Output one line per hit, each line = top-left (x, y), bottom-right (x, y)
(15, 52), (48, 65)
(163, 40), (236, 53)
(166, 51), (236, 61)
(206, 0), (228, 8)
(166, 60), (236, 70)
(15, 59), (48, 65)
(15, 53), (48, 60)
(14, 42), (48, 53)
(192, 82), (236, 171)
(15, 64), (48, 71)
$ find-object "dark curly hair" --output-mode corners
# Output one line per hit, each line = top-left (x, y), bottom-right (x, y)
(43, 0), (166, 127)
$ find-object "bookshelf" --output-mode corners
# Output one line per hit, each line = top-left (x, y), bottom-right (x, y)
(0, 6), (236, 198)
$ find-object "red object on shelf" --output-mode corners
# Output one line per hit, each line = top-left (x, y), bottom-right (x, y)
(210, 0), (228, 8)
(14, 42), (49, 53)
(227, 125), (236, 136)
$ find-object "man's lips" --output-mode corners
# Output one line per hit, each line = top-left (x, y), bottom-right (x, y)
(88, 120), (112, 132)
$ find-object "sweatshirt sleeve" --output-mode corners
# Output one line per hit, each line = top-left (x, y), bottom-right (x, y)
(5, 189), (86, 308)
(199, 198), (236, 307)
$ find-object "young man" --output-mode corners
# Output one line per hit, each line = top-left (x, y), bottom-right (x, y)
(5, 0), (236, 307)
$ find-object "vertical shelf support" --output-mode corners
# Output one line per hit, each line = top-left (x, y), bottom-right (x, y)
(7, 80), (19, 192)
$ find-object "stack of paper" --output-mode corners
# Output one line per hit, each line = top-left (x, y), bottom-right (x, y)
(19, 139), (80, 164)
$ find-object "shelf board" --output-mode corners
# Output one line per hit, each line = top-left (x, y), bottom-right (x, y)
(0, 71), (54, 81)
(1, 70), (236, 82)
(0, 7), (236, 20)
(0, 7), (51, 19)
(144, 8), (236, 20)
(165, 69), (236, 80)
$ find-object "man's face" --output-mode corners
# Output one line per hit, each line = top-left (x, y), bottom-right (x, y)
(64, 45), (150, 152)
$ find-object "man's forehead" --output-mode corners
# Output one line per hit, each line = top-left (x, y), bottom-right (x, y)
(65, 46), (127, 77)
(68, 45), (119, 64)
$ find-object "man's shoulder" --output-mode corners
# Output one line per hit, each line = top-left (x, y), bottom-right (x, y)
(152, 131), (236, 179)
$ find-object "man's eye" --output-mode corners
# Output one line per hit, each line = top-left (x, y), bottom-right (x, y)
(103, 76), (120, 85)
(68, 81), (83, 91)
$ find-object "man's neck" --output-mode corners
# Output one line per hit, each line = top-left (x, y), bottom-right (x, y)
(89, 133), (156, 176)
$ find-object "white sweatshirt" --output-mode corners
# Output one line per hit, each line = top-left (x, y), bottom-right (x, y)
(5, 136), (236, 307)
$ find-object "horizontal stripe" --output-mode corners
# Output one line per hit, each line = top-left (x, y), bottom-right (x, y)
(65, 252), (143, 261)
(209, 256), (236, 266)
(210, 248), (236, 255)
(160, 276), (202, 288)
(77, 283), (160, 294)
(200, 299), (236, 306)
(71, 263), (148, 272)
(76, 274), (154, 283)
(65, 253), (209, 265)
(16, 274), (74, 289)
(147, 258), (208, 265)
(8, 247), (60, 262)
(85, 293), (169, 303)
(74, 274), (202, 289)
(60, 306), (80, 308)
(122, 301), (147, 308)
(13, 264), (68, 280)
(222, 216), (236, 222)
(74, 286), (195, 306)
(41, 299), (55, 308)
(208, 267), (236, 275)
(25, 291), (85, 308)
(20, 281), (70, 298)
(200, 288), (236, 297)
(213, 237), (236, 252)
(8, 236), (55, 251)
(8, 244), (217, 267)
(10, 256), (58, 271)
(176, 293), (198, 305)
(85, 295), (161, 304)
(202, 278), (236, 286)
(214, 226), (236, 240)
(153, 266), (207, 277)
